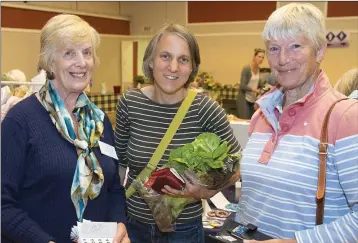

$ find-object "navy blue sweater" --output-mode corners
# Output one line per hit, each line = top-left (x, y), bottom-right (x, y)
(1, 94), (126, 243)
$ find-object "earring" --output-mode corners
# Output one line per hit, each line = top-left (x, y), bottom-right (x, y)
(149, 64), (153, 69)
(46, 71), (55, 80)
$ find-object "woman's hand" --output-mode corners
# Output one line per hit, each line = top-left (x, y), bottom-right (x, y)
(162, 182), (217, 200)
(244, 239), (297, 243)
(161, 171), (218, 200)
(113, 223), (130, 243)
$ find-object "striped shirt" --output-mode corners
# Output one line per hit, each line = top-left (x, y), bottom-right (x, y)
(114, 89), (241, 224)
(237, 71), (358, 242)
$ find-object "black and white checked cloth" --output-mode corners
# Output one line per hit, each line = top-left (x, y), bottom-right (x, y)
(217, 86), (239, 100)
(88, 93), (119, 113)
(88, 87), (237, 113)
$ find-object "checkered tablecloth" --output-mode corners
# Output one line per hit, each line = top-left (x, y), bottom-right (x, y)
(88, 88), (237, 113)
(88, 93), (119, 113)
(217, 86), (239, 100)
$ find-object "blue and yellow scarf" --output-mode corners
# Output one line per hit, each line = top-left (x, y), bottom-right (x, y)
(39, 80), (105, 221)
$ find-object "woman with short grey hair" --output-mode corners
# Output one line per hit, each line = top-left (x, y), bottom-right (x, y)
(239, 3), (358, 243)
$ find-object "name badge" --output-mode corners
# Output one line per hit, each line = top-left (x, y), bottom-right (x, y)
(98, 141), (118, 160)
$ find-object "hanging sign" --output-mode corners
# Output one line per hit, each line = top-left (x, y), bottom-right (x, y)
(326, 30), (350, 48)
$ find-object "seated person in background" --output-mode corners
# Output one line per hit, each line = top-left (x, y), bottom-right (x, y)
(1, 14), (129, 243)
(236, 48), (266, 119)
(334, 68), (358, 99)
(239, 3), (358, 243)
(114, 23), (241, 243)
(1, 69), (30, 121)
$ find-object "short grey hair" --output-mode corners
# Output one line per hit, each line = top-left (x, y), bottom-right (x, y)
(142, 23), (201, 86)
(262, 3), (326, 51)
(38, 14), (100, 80)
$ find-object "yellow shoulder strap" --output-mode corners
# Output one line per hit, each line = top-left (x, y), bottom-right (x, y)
(125, 89), (197, 198)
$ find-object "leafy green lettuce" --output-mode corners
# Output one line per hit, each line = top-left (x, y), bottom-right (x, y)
(166, 133), (231, 174)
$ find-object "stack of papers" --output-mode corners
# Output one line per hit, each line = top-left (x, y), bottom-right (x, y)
(70, 220), (117, 243)
(210, 192), (232, 211)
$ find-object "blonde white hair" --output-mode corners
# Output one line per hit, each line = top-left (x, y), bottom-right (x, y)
(38, 14), (100, 79)
(262, 3), (326, 51)
(334, 68), (358, 96)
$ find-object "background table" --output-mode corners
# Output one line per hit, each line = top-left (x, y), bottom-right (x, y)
(88, 93), (119, 113)
(88, 93), (119, 126)
(218, 86), (239, 100)
(230, 121), (250, 149)
(205, 217), (272, 243)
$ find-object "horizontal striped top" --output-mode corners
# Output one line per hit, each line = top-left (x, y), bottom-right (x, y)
(237, 71), (358, 243)
(114, 89), (241, 224)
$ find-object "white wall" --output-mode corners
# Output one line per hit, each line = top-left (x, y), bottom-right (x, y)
(137, 40), (150, 76)
(120, 1), (187, 35)
(120, 41), (134, 92)
(3, 1), (122, 17)
(1, 28), (150, 93)
(1, 2), (134, 93)
(2, 2), (357, 91)
(120, 1), (358, 85)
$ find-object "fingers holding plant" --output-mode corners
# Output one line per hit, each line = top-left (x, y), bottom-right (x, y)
(162, 172), (216, 200)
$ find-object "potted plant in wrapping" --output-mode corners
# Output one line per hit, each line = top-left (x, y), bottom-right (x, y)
(133, 75), (147, 88)
(131, 133), (242, 232)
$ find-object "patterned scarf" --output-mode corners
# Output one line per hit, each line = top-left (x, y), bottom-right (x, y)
(39, 80), (105, 221)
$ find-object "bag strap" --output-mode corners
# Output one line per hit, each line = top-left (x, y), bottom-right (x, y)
(316, 98), (348, 225)
(125, 89), (197, 198)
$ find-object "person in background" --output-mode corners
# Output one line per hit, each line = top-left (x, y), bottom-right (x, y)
(236, 48), (267, 119)
(266, 72), (277, 86)
(1, 69), (29, 121)
(238, 3), (358, 243)
(114, 23), (241, 243)
(1, 14), (129, 243)
(334, 68), (358, 99)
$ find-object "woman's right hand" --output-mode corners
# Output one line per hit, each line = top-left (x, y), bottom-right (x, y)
(113, 223), (130, 243)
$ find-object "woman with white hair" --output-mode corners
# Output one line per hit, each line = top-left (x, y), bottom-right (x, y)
(239, 3), (358, 243)
(1, 14), (129, 243)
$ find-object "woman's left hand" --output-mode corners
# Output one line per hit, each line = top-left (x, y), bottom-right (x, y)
(113, 223), (130, 243)
(161, 171), (218, 200)
(243, 239), (297, 243)
(162, 182), (216, 200)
